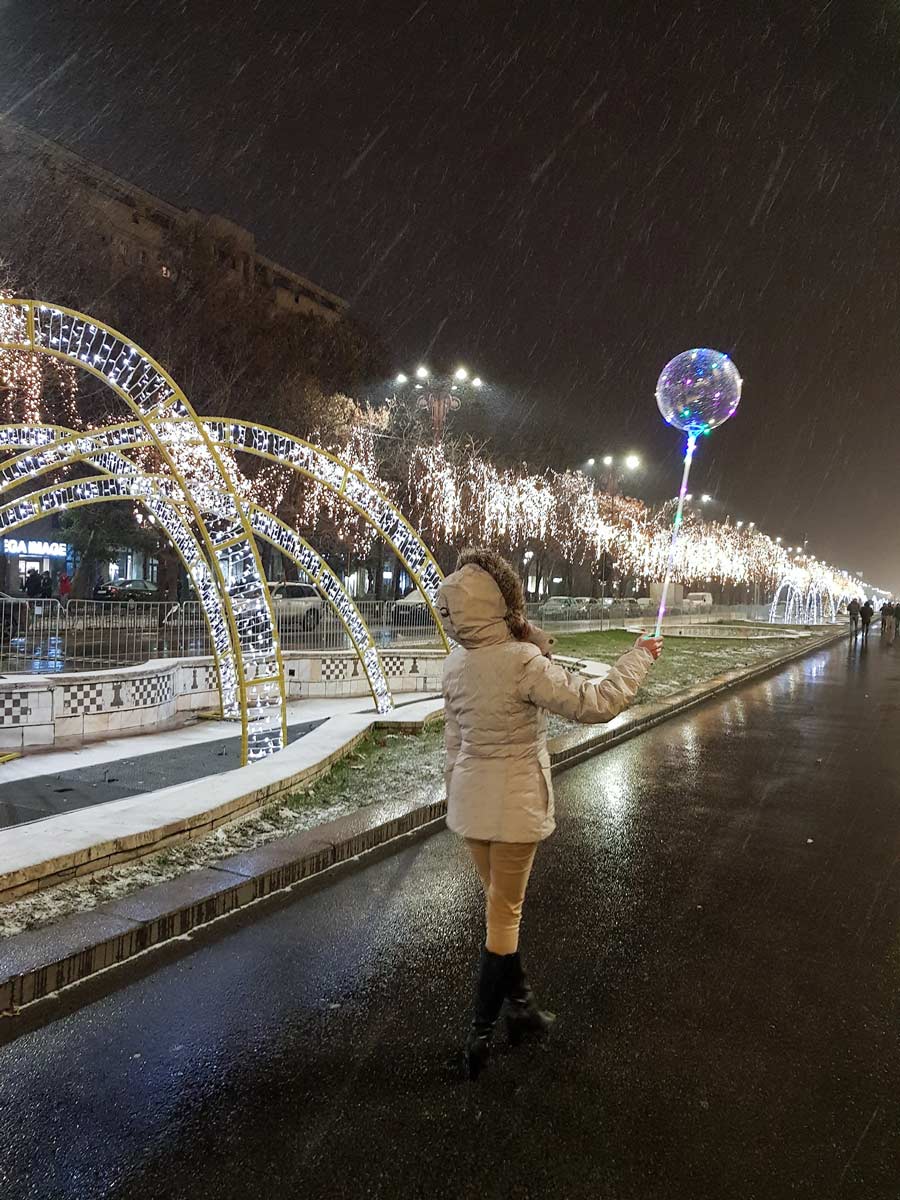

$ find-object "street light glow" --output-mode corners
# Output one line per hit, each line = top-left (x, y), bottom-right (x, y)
(602, 455), (613, 466)
(395, 372), (407, 384)
(701, 493), (711, 504)
(472, 376), (483, 387)
(624, 454), (641, 471)
(454, 367), (468, 381)
(415, 365), (429, 379)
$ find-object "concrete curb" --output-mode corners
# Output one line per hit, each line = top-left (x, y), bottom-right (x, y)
(0, 627), (846, 1015)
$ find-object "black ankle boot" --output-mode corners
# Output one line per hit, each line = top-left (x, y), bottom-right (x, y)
(503, 952), (556, 1046)
(465, 947), (507, 1080)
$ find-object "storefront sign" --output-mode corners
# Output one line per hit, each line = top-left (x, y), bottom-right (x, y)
(2, 538), (69, 558)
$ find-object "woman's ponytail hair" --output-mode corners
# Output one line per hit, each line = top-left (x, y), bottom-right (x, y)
(456, 547), (529, 639)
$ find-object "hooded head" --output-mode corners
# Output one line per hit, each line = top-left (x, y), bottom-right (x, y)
(437, 564), (510, 649)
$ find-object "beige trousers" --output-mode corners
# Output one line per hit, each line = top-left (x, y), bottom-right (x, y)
(465, 838), (538, 955)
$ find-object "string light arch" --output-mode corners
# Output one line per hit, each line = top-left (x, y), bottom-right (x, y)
(0, 415), (451, 649)
(0, 467), (395, 714)
(0, 299), (451, 759)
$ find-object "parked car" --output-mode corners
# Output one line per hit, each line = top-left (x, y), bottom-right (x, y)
(608, 599), (644, 618)
(93, 578), (159, 602)
(685, 591), (714, 609)
(540, 596), (579, 617)
(571, 597), (599, 615)
(391, 587), (431, 629)
(268, 581), (323, 630)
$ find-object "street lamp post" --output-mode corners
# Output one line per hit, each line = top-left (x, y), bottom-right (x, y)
(586, 452), (642, 496)
(392, 365), (485, 442)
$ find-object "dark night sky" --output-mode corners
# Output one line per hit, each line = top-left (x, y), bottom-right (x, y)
(3, 0), (900, 589)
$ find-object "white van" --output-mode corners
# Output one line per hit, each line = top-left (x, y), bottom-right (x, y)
(685, 592), (714, 608)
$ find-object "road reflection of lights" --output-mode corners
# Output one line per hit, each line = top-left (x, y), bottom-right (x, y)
(596, 756), (631, 826)
(602, 758), (628, 825)
(721, 696), (747, 732)
(679, 722), (701, 768)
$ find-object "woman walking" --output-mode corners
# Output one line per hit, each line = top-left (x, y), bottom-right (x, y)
(437, 548), (662, 1079)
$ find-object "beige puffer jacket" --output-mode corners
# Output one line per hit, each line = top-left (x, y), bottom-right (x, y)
(438, 564), (653, 843)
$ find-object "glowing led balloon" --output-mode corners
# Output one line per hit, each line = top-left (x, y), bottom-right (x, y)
(653, 347), (743, 637)
(655, 348), (742, 436)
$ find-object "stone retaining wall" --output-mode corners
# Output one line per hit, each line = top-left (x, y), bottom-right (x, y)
(0, 648), (445, 751)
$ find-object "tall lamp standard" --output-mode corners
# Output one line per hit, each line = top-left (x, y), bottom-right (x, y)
(392, 365), (485, 442)
(584, 453), (641, 607)
(585, 452), (643, 497)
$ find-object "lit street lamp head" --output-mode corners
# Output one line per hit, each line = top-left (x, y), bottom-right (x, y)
(624, 454), (641, 471)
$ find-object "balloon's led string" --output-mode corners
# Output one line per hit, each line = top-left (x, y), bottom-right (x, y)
(654, 432), (698, 638)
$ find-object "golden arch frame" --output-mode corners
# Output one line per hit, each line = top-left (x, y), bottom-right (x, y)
(0, 298), (448, 763)
(0, 458), (396, 714)
(0, 298), (287, 763)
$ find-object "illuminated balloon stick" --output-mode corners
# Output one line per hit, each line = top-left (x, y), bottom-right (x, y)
(653, 348), (743, 638)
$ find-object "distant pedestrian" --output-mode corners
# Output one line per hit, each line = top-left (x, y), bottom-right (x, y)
(58, 572), (71, 603)
(24, 569), (41, 598)
(438, 547), (662, 1080)
(848, 598), (860, 637)
(861, 600), (874, 640)
(40, 571), (52, 599)
(885, 602), (896, 647)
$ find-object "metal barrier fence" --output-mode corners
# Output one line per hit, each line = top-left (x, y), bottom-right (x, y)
(0, 596), (823, 675)
(0, 597), (444, 674)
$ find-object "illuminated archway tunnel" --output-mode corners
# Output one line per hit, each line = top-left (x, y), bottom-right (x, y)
(0, 467), (396, 715)
(0, 299), (448, 764)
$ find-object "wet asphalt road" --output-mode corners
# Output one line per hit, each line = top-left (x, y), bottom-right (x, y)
(1, 637), (898, 1200)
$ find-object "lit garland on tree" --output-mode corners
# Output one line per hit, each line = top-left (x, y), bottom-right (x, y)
(406, 442), (865, 600)
(0, 291), (78, 425)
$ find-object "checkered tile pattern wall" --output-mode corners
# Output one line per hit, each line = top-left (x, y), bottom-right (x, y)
(131, 675), (174, 708)
(63, 682), (105, 716)
(0, 691), (30, 725)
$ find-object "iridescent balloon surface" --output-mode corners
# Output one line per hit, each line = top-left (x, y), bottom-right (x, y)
(655, 348), (742, 435)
